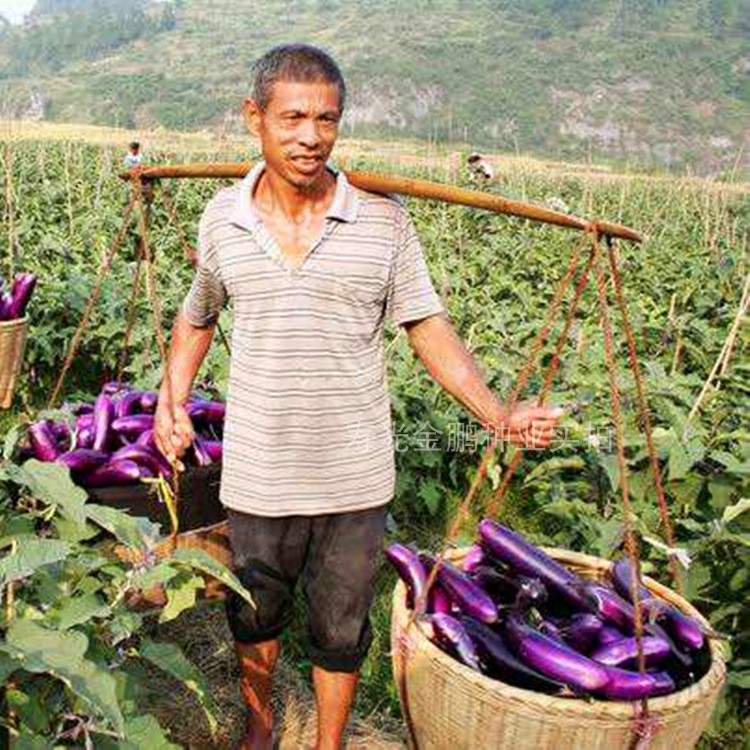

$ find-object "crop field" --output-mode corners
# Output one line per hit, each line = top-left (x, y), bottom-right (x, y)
(0, 133), (747, 748)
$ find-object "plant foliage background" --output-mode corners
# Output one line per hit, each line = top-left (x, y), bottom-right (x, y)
(0, 139), (748, 746)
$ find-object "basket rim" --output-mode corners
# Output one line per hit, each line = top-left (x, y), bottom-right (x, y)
(391, 545), (727, 720)
(0, 316), (28, 331)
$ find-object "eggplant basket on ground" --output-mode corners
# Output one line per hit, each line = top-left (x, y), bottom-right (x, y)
(389, 525), (726, 749)
(24, 381), (226, 529)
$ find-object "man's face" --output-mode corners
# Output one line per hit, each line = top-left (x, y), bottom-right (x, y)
(244, 79), (342, 189)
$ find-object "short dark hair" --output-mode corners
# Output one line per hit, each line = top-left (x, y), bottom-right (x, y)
(251, 44), (346, 112)
(129, 141), (140, 150)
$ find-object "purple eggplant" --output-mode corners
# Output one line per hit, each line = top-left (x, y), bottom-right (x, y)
(92, 394), (114, 452)
(427, 583), (453, 615)
(7, 273), (36, 319)
(478, 519), (589, 610)
(612, 558), (706, 651)
(140, 391), (158, 413)
(596, 667), (675, 701)
(111, 445), (171, 478)
(111, 414), (155, 440)
(430, 614), (481, 671)
(50, 421), (72, 451)
(590, 635), (671, 669)
(462, 544), (486, 573)
(471, 564), (547, 609)
(101, 381), (133, 396)
(187, 399), (226, 423)
(75, 424), (95, 450)
(28, 421), (62, 462)
(539, 620), (564, 641)
(650, 671), (677, 696)
(611, 557), (651, 601)
(386, 543), (428, 612)
(57, 449), (109, 474)
(431, 557), (498, 624)
(580, 583), (636, 633)
(193, 437), (215, 467)
(82, 459), (153, 488)
(504, 613), (610, 692)
(460, 616), (570, 694)
(135, 429), (156, 450)
(560, 614), (603, 653)
(0, 291), (10, 320)
(598, 625), (625, 646)
(199, 439), (223, 462)
(114, 389), (143, 419)
(648, 605), (706, 652)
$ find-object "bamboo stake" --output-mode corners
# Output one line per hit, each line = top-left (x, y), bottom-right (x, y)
(120, 163), (643, 244)
(686, 272), (750, 425)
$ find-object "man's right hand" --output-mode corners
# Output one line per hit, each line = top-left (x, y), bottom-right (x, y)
(154, 399), (195, 468)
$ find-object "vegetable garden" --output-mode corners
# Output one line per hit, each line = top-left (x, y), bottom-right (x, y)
(0, 137), (748, 748)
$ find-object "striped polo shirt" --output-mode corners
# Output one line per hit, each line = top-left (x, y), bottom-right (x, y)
(182, 162), (444, 516)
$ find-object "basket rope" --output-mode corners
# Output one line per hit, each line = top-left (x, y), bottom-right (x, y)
(606, 239), (683, 593)
(47, 197), (137, 407)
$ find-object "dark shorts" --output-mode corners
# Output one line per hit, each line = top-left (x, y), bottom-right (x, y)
(224, 504), (388, 673)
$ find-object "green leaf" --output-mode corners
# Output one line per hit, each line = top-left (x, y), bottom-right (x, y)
(122, 714), (181, 750)
(722, 498), (750, 525)
(107, 612), (143, 646)
(6, 688), (51, 734)
(727, 671), (750, 689)
(170, 547), (255, 609)
(52, 593), (111, 630)
(3, 620), (124, 735)
(3, 423), (22, 460)
(13, 727), (47, 750)
(130, 562), (179, 591)
(599, 453), (620, 492)
(18, 459), (88, 524)
(522, 456), (586, 486)
(53, 515), (101, 543)
(0, 537), (71, 584)
(0, 650), (18, 683)
(160, 573), (204, 623)
(418, 479), (443, 515)
(85, 503), (161, 550)
(139, 639), (218, 736)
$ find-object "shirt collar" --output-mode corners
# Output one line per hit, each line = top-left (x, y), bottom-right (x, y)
(229, 160), (359, 231)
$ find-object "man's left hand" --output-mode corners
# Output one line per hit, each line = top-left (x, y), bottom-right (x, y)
(486, 402), (565, 449)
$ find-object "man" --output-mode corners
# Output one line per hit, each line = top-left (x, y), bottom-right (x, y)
(155, 44), (562, 750)
(123, 141), (143, 168)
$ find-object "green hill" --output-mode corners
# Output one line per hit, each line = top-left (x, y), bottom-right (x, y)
(1, 0), (748, 173)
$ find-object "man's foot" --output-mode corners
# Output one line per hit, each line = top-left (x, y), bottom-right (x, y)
(238, 708), (274, 750)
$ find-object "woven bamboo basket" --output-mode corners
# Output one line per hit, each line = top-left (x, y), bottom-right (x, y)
(391, 547), (726, 750)
(0, 317), (28, 409)
(100, 465), (233, 608)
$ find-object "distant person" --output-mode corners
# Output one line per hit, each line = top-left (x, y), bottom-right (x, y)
(123, 141), (143, 169)
(467, 151), (494, 182)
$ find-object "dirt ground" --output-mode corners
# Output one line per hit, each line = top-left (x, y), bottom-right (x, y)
(143, 604), (406, 750)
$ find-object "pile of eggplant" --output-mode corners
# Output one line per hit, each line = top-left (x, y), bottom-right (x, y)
(388, 519), (712, 701)
(0, 273), (37, 321)
(26, 382), (224, 488)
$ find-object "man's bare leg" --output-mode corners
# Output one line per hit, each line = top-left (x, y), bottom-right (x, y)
(235, 638), (279, 750)
(312, 667), (359, 750)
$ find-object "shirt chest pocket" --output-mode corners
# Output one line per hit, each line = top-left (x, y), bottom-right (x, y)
(303, 264), (390, 310)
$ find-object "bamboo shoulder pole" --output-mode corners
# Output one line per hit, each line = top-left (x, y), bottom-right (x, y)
(121, 162), (643, 243)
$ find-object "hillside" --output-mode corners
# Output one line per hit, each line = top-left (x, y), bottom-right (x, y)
(0, 0), (748, 173)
